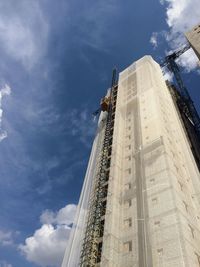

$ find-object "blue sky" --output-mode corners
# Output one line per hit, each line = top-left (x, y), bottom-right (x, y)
(0, 1), (199, 266)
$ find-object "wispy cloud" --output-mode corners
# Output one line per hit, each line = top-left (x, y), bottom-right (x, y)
(0, 261), (12, 267)
(69, 0), (119, 57)
(0, 84), (11, 141)
(150, 32), (158, 48)
(0, 230), (13, 246)
(25, 105), (96, 147)
(65, 108), (96, 147)
(0, 1), (49, 70)
(150, 0), (200, 71)
(19, 204), (76, 267)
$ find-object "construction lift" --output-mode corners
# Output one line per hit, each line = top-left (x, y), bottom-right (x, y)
(92, 69), (117, 118)
(80, 69), (118, 266)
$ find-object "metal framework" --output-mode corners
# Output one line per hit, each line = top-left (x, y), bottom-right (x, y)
(79, 71), (118, 266)
(161, 45), (200, 136)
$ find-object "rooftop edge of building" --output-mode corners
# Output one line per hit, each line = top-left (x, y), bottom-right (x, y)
(119, 55), (160, 80)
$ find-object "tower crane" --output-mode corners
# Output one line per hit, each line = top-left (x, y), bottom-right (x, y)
(160, 45), (200, 136)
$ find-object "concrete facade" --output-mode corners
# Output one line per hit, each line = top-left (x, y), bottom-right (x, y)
(185, 24), (200, 60)
(62, 56), (200, 267)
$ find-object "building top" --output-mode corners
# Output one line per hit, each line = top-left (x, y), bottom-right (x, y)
(119, 55), (159, 81)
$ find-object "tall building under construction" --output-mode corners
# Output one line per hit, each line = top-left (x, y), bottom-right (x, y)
(62, 56), (200, 267)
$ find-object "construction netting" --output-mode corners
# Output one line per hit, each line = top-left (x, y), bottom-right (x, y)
(61, 109), (108, 267)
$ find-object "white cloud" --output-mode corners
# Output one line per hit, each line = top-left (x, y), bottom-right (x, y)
(163, 68), (174, 82)
(0, 1), (49, 69)
(177, 48), (199, 72)
(151, 0), (200, 71)
(163, 0), (200, 51)
(0, 84), (11, 141)
(19, 204), (76, 267)
(150, 32), (158, 48)
(0, 84), (11, 96)
(19, 224), (71, 267)
(164, 0), (200, 32)
(0, 230), (13, 246)
(0, 131), (7, 142)
(40, 204), (76, 225)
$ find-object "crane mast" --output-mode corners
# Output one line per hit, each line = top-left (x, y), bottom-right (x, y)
(161, 45), (200, 136)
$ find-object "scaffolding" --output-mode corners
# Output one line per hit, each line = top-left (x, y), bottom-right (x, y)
(80, 83), (118, 266)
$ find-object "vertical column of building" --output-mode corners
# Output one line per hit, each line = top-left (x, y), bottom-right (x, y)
(118, 58), (155, 267)
(100, 75), (124, 267)
(137, 56), (200, 266)
(137, 57), (185, 267)
(100, 61), (151, 267)
(119, 64), (142, 267)
(100, 60), (155, 267)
